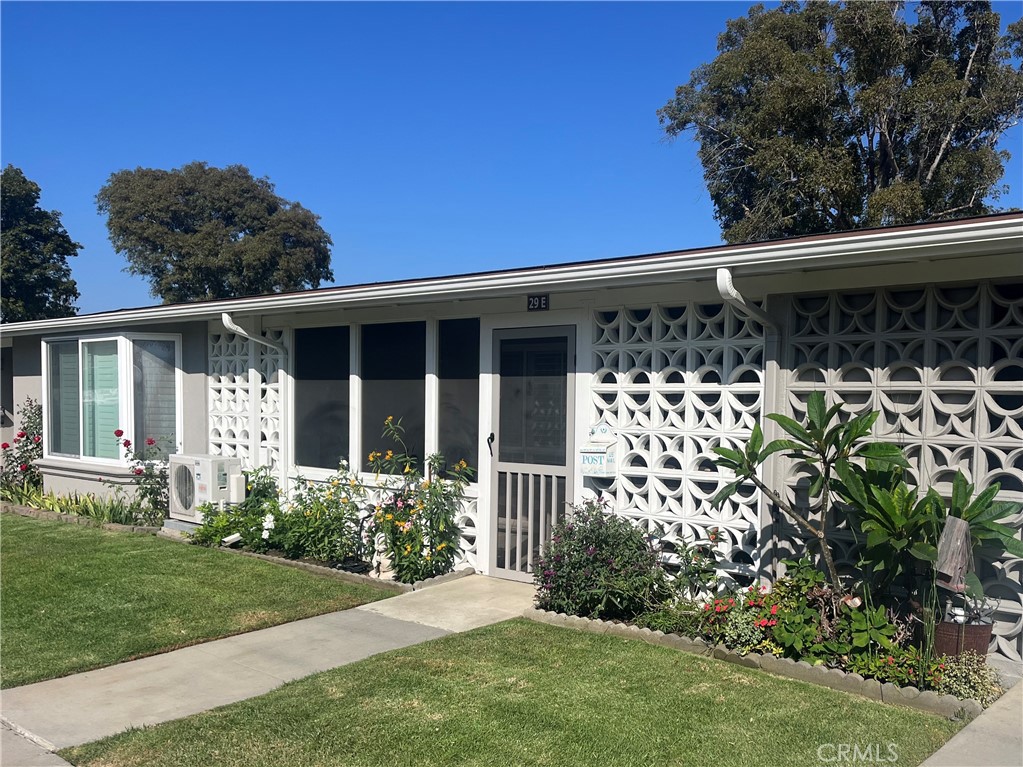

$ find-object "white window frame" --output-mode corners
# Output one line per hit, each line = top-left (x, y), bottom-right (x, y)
(41, 333), (184, 466)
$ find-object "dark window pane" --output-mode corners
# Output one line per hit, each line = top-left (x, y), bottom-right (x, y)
(498, 337), (568, 465)
(438, 318), (480, 474)
(295, 326), (350, 469)
(361, 322), (425, 471)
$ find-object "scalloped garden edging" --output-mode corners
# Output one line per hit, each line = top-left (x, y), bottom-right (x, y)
(523, 607), (986, 721)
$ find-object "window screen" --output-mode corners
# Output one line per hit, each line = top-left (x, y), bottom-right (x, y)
(294, 326), (350, 469)
(361, 322), (425, 471)
(438, 318), (480, 474)
(133, 339), (177, 458)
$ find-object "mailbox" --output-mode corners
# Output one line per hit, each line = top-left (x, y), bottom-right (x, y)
(580, 420), (617, 478)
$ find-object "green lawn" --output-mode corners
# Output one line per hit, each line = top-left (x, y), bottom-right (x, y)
(62, 620), (961, 767)
(0, 513), (392, 688)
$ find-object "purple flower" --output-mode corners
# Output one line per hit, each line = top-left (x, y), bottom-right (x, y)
(586, 546), (596, 557)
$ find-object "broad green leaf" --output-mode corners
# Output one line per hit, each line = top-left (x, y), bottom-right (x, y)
(865, 529), (889, 549)
(962, 483), (1001, 521)
(806, 391), (827, 430)
(856, 442), (909, 467)
(711, 481), (741, 510)
(910, 542), (938, 562)
(951, 471), (971, 516)
(760, 439), (803, 460)
(712, 446), (744, 464)
(767, 413), (813, 446)
(996, 533), (1023, 559)
(747, 423), (764, 457)
(964, 572), (985, 599)
(835, 460), (868, 510)
(971, 499), (1020, 525)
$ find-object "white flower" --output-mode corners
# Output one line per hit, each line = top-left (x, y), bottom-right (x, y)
(262, 513), (275, 530)
(261, 529), (270, 540)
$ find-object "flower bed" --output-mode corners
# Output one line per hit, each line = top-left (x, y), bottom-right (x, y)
(523, 607), (986, 721)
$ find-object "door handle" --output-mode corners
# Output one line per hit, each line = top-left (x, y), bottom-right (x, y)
(487, 432), (495, 456)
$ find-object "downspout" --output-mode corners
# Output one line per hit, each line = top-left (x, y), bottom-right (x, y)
(715, 268), (776, 329)
(221, 312), (288, 355)
(715, 268), (778, 585)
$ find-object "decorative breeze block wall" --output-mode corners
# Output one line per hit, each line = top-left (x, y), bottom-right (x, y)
(784, 280), (1023, 663)
(590, 303), (765, 580)
(208, 329), (286, 471)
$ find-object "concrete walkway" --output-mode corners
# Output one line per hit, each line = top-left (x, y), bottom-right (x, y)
(4, 573), (1020, 767)
(920, 679), (1023, 767)
(1, 575), (533, 766)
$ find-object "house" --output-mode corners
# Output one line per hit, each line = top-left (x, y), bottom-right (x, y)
(2, 212), (1021, 666)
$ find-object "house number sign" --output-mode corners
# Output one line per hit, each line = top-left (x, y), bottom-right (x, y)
(527, 294), (550, 312)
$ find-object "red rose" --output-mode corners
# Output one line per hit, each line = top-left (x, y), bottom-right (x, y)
(19, 463), (28, 471)
(17, 431), (26, 438)
(122, 440), (131, 449)
(0, 443), (8, 450)
(146, 437), (156, 446)
(114, 429), (124, 438)
(134, 467), (144, 476)
(33, 435), (41, 443)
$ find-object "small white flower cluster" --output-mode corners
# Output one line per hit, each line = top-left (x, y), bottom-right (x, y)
(261, 513), (276, 540)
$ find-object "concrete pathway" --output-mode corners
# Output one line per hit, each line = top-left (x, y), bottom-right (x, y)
(1, 575), (533, 766)
(920, 679), (1023, 767)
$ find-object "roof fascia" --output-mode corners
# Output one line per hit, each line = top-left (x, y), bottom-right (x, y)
(3, 215), (1019, 337)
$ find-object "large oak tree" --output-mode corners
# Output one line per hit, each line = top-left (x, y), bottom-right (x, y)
(1, 165), (80, 323)
(97, 162), (334, 303)
(659, 1), (1023, 243)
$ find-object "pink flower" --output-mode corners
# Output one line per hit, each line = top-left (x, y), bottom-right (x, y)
(146, 437), (156, 446)
(0, 443), (8, 450)
(33, 435), (41, 444)
(114, 429), (124, 438)
(770, 604), (778, 616)
(19, 463), (28, 472)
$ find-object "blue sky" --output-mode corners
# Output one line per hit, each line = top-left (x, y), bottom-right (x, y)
(3, 1), (1021, 316)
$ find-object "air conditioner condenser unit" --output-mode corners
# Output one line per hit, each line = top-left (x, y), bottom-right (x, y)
(168, 454), (243, 522)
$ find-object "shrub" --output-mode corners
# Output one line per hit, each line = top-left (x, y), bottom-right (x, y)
(534, 496), (667, 621)
(112, 431), (171, 519)
(366, 417), (472, 584)
(277, 460), (367, 563)
(634, 600), (705, 636)
(936, 651), (1004, 707)
(845, 646), (944, 689)
(190, 466), (280, 550)
(0, 398), (43, 497)
(723, 607), (767, 654)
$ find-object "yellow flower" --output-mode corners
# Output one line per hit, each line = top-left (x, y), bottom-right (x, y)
(341, 496), (349, 504)
(386, 415), (394, 423)
(385, 513), (393, 521)
(349, 479), (357, 487)
(425, 553), (431, 561)
(437, 542), (446, 550)
(385, 450), (393, 461)
(403, 464), (412, 474)
(404, 544), (412, 555)
(421, 480), (430, 490)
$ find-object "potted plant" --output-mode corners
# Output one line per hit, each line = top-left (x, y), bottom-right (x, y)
(931, 471), (1023, 657)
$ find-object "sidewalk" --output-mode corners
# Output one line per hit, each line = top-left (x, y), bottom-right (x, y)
(1, 575), (533, 766)
(919, 678), (1023, 767)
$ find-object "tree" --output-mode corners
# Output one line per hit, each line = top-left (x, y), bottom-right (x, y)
(0, 165), (80, 322)
(658, 1), (1023, 243)
(96, 162), (334, 303)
